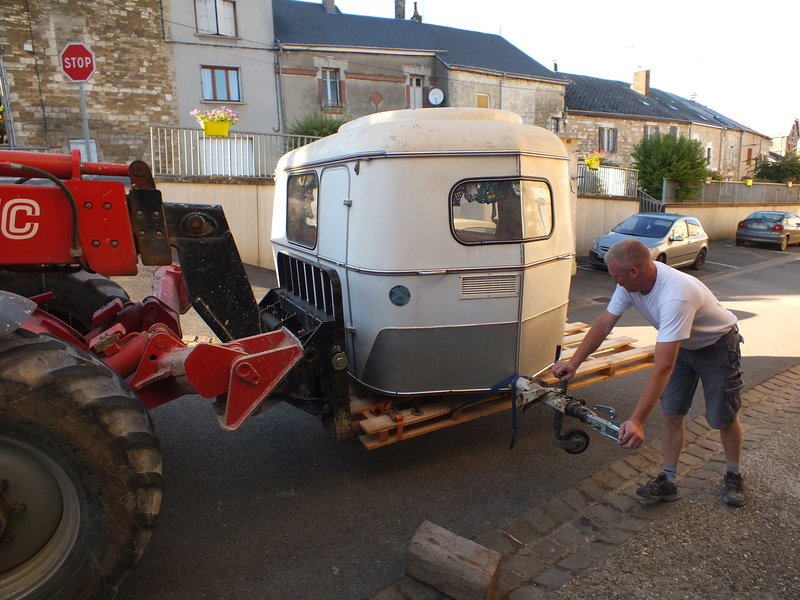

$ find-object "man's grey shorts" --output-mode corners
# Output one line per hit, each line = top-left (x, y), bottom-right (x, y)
(661, 327), (744, 429)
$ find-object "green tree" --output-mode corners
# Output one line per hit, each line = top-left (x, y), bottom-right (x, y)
(752, 153), (800, 183)
(632, 133), (708, 201)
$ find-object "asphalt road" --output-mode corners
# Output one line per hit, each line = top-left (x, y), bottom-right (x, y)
(115, 241), (800, 600)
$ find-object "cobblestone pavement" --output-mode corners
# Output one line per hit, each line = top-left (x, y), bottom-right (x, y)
(372, 364), (800, 600)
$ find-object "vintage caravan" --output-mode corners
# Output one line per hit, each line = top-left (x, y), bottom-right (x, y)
(270, 108), (576, 399)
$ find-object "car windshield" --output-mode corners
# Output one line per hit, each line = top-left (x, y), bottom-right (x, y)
(612, 215), (672, 238)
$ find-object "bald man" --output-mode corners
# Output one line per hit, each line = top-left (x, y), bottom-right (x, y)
(554, 238), (745, 506)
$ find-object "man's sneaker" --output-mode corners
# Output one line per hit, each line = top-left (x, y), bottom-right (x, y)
(723, 472), (745, 507)
(636, 472), (680, 502)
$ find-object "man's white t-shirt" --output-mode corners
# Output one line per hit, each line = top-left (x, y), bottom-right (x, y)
(606, 262), (737, 350)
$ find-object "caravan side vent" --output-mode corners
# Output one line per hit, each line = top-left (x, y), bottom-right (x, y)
(460, 274), (519, 299)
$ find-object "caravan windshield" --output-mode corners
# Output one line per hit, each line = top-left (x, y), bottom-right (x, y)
(451, 179), (553, 244)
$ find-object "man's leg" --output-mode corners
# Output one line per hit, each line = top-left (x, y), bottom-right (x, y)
(720, 416), (743, 467)
(662, 413), (686, 467)
(636, 413), (684, 502)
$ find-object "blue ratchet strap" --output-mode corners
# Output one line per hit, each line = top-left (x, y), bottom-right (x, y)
(449, 374), (523, 450)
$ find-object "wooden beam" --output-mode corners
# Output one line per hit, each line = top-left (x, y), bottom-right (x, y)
(407, 521), (502, 600)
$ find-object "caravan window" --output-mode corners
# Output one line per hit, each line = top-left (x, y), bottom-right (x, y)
(451, 179), (553, 244)
(287, 172), (318, 248)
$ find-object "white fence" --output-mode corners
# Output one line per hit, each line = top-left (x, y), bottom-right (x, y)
(663, 179), (800, 204)
(577, 164), (639, 198)
(149, 126), (319, 178)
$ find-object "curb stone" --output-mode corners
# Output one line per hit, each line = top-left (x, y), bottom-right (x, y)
(370, 364), (800, 600)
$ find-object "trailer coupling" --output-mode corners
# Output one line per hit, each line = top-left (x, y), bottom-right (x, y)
(515, 376), (621, 454)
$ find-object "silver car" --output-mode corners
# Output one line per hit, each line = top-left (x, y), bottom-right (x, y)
(735, 211), (800, 251)
(590, 213), (709, 271)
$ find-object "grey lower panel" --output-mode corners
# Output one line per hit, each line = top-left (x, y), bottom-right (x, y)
(359, 323), (518, 394)
(518, 304), (568, 376)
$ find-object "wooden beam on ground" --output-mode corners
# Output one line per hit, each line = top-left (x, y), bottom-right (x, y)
(407, 520), (503, 600)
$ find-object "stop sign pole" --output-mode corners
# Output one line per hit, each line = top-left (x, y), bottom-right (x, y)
(60, 43), (96, 161)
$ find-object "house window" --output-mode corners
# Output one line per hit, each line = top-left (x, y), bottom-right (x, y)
(598, 127), (618, 153)
(409, 75), (424, 109)
(321, 69), (342, 108)
(550, 117), (561, 133)
(728, 146), (735, 163)
(195, 0), (236, 36)
(706, 145), (713, 165)
(669, 126), (679, 136)
(200, 66), (241, 102)
(644, 124), (660, 138)
(476, 93), (490, 109)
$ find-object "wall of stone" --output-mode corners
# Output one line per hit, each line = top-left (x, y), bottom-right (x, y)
(566, 112), (770, 181)
(0, 0), (178, 163)
(443, 69), (565, 128)
(277, 49), (566, 131)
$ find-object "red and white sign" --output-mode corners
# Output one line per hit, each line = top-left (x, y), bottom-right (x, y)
(60, 43), (96, 83)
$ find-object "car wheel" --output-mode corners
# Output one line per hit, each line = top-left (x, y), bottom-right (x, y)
(735, 238), (745, 247)
(778, 236), (788, 251)
(656, 254), (667, 264)
(690, 248), (707, 270)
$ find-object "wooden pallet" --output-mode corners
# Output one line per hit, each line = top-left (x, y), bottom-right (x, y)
(351, 323), (654, 450)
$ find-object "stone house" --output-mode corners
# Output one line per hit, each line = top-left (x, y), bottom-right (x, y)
(563, 70), (772, 181)
(271, 0), (566, 132)
(0, 0), (177, 162)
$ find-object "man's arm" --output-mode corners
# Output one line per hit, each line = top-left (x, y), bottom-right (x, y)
(618, 339), (681, 448)
(552, 311), (621, 381)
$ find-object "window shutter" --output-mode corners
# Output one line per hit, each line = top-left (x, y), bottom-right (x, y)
(217, 0), (236, 36)
(196, 0), (216, 33)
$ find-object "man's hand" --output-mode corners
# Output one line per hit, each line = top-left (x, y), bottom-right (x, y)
(552, 359), (577, 381)
(618, 419), (645, 448)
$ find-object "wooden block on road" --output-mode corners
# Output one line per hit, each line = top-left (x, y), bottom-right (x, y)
(407, 520), (503, 600)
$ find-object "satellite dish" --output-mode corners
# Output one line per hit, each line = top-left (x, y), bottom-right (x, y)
(428, 88), (444, 106)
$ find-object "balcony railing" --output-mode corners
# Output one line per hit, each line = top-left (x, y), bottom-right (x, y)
(149, 125), (319, 178)
(663, 179), (800, 204)
(577, 163), (639, 198)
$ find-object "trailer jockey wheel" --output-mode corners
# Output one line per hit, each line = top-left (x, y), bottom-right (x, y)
(561, 429), (590, 455)
(0, 329), (163, 600)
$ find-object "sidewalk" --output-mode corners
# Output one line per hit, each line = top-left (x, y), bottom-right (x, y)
(372, 364), (800, 600)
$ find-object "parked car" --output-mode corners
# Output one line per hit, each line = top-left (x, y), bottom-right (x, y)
(735, 211), (800, 251)
(589, 213), (709, 271)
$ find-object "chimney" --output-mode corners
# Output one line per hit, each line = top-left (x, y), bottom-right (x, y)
(411, 1), (422, 22)
(322, 0), (336, 13)
(395, 0), (405, 19)
(632, 70), (650, 97)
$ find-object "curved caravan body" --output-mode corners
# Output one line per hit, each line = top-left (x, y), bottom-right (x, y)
(272, 108), (574, 396)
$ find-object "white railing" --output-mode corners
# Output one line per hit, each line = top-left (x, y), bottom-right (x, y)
(663, 179), (800, 204)
(149, 125), (319, 178)
(577, 164), (639, 198)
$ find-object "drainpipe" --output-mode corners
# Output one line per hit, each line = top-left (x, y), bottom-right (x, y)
(499, 72), (506, 110)
(737, 133), (744, 179)
(273, 40), (285, 133)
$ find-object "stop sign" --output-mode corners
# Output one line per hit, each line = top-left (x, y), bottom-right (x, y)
(60, 43), (96, 83)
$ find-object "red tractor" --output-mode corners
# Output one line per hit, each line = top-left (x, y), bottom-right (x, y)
(0, 149), (307, 599)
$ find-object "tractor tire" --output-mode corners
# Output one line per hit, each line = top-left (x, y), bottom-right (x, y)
(0, 270), (130, 335)
(0, 329), (163, 600)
